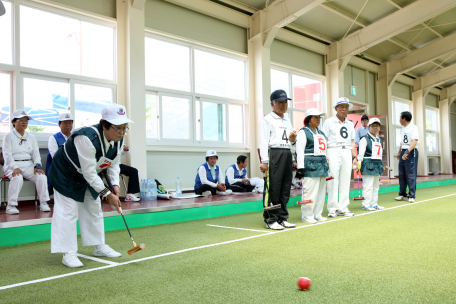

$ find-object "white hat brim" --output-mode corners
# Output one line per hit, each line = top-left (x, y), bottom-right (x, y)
(334, 103), (353, 110)
(105, 118), (134, 125)
(14, 115), (33, 120)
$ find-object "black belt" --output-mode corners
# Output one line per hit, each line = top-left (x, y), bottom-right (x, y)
(14, 159), (32, 162)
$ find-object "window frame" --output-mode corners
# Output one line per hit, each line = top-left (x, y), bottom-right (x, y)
(0, 70), (13, 133)
(144, 33), (249, 148)
(392, 97), (412, 153)
(159, 92), (194, 144)
(425, 105), (439, 155)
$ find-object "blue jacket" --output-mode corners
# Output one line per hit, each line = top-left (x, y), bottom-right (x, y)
(194, 163), (219, 190)
(225, 164), (246, 185)
(45, 132), (67, 195)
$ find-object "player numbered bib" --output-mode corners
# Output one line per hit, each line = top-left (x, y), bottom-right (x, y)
(313, 134), (326, 156)
(273, 124), (291, 148)
(335, 124), (350, 144)
(401, 130), (412, 147)
(371, 141), (382, 160)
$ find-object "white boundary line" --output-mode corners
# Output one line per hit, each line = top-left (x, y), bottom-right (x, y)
(76, 254), (120, 266)
(206, 224), (273, 233)
(1, 193), (455, 291)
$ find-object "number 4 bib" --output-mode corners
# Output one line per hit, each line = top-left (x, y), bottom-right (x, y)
(313, 134), (326, 156)
(274, 124), (291, 148)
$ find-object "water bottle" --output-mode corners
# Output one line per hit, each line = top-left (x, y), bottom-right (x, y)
(146, 179), (151, 200)
(176, 177), (182, 197)
(150, 179), (157, 200)
(140, 179), (145, 200)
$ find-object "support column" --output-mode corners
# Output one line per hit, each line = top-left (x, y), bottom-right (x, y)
(117, 0), (147, 181)
(325, 42), (349, 116)
(377, 63), (396, 178)
(439, 89), (453, 174)
(247, 12), (278, 178)
(412, 78), (428, 175)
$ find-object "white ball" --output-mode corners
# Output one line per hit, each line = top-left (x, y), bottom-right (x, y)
(352, 165), (357, 170)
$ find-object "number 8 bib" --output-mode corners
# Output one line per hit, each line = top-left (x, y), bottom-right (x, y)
(313, 134), (326, 156)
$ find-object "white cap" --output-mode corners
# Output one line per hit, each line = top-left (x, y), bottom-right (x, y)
(58, 113), (73, 122)
(206, 150), (218, 158)
(305, 108), (326, 118)
(334, 97), (353, 109)
(368, 117), (381, 126)
(12, 109), (33, 120)
(101, 104), (134, 125)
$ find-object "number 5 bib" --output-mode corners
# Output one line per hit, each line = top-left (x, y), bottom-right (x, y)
(313, 134), (326, 156)
(335, 125), (350, 143)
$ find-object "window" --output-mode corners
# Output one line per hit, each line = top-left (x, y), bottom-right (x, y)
(271, 67), (324, 131)
(23, 77), (69, 133)
(20, 5), (114, 79)
(0, 1), (12, 65)
(0, 72), (11, 132)
(74, 84), (113, 128)
(392, 98), (411, 152)
(425, 107), (439, 154)
(145, 35), (247, 147)
(145, 38), (190, 92)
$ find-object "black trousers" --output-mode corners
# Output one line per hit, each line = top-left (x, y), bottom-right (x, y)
(195, 184), (217, 195)
(398, 149), (419, 199)
(227, 182), (255, 193)
(263, 148), (293, 224)
(119, 164), (140, 194)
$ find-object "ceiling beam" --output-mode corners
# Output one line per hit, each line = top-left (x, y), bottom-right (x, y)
(275, 28), (328, 55)
(163, 0), (249, 28)
(422, 64), (456, 89)
(441, 84), (456, 100)
(250, 0), (326, 38)
(335, 0), (456, 59)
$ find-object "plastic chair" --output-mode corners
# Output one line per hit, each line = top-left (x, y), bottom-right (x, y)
(0, 152), (38, 206)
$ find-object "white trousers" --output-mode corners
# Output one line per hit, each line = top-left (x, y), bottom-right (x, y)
(51, 190), (105, 253)
(301, 177), (326, 221)
(362, 175), (380, 207)
(5, 162), (49, 206)
(326, 147), (352, 213)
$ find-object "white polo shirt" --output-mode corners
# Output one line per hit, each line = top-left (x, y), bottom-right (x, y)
(400, 123), (419, 150)
(258, 111), (295, 163)
(322, 116), (355, 148)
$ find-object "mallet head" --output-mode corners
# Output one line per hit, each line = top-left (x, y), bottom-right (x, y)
(128, 243), (145, 255)
(297, 199), (312, 205)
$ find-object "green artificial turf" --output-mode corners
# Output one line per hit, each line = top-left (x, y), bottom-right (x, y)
(0, 185), (455, 303)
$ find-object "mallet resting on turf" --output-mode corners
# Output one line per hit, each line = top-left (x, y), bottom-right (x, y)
(353, 165), (364, 201)
(297, 182), (312, 205)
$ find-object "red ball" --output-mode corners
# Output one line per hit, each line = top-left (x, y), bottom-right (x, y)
(297, 277), (311, 290)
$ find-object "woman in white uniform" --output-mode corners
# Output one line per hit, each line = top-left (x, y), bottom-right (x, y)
(295, 108), (329, 223)
(2, 109), (50, 214)
(357, 118), (385, 211)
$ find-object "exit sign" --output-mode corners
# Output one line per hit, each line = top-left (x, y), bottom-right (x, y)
(351, 85), (357, 96)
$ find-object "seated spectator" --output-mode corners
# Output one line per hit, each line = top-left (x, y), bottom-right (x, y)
(46, 113), (73, 195)
(225, 155), (255, 193)
(194, 150), (232, 197)
(119, 144), (140, 202)
(2, 109), (50, 214)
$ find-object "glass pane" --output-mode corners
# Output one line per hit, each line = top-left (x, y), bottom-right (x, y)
(20, 6), (114, 79)
(23, 77), (69, 133)
(195, 50), (245, 100)
(293, 111), (306, 131)
(394, 101), (410, 125)
(0, 73), (11, 132)
(162, 96), (190, 140)
(228, 104), (243, 144)
(74, 84), (112, 128)
(145, 94), (157, 138)
(292, 75), (322, 111)
(0, 1), (12, 64)
(426, 132), (438, 153)
(395, 128), (402, 151)
(271, 69), (289, 96)
(425, 108), (438, 131)
(203, 101), (226, 141)
(145, 38), (190, 92)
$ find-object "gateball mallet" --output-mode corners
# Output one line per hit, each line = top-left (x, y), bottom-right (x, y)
(385, 158), (399, 172)
(353, 164), (364, 201)
(297, 180), (312, 204)
(103, 171), (145, 255)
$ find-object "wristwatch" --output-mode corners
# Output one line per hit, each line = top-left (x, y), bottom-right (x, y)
(35, 164), (42, 170)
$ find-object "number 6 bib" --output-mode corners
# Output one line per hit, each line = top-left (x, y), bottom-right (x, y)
(336, 125), (349, 143)
(313, 134), (326, 156)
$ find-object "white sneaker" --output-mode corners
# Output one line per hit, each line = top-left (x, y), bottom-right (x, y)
(62, 252), (83, 268)
(315, 217), (327, 222)
(395, 196), (406, 201)
(202, 191), (212, 197)
(379, 182), (383, 186)
(279, 220), (296, 228)
(40, 202), (51, 212)
(219, 189), (233, 196)
(266, 222), (284, 230)
(125, 194), (140, 202)
(303, 218), (317, 224)
(93, 244), (122, 257)
(373, 205), (385, 210)
(409, 198), (415, 203)
(328, 211), (337, 218)
(5, 205), (19, 214)
(337, 211), (355, 217)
